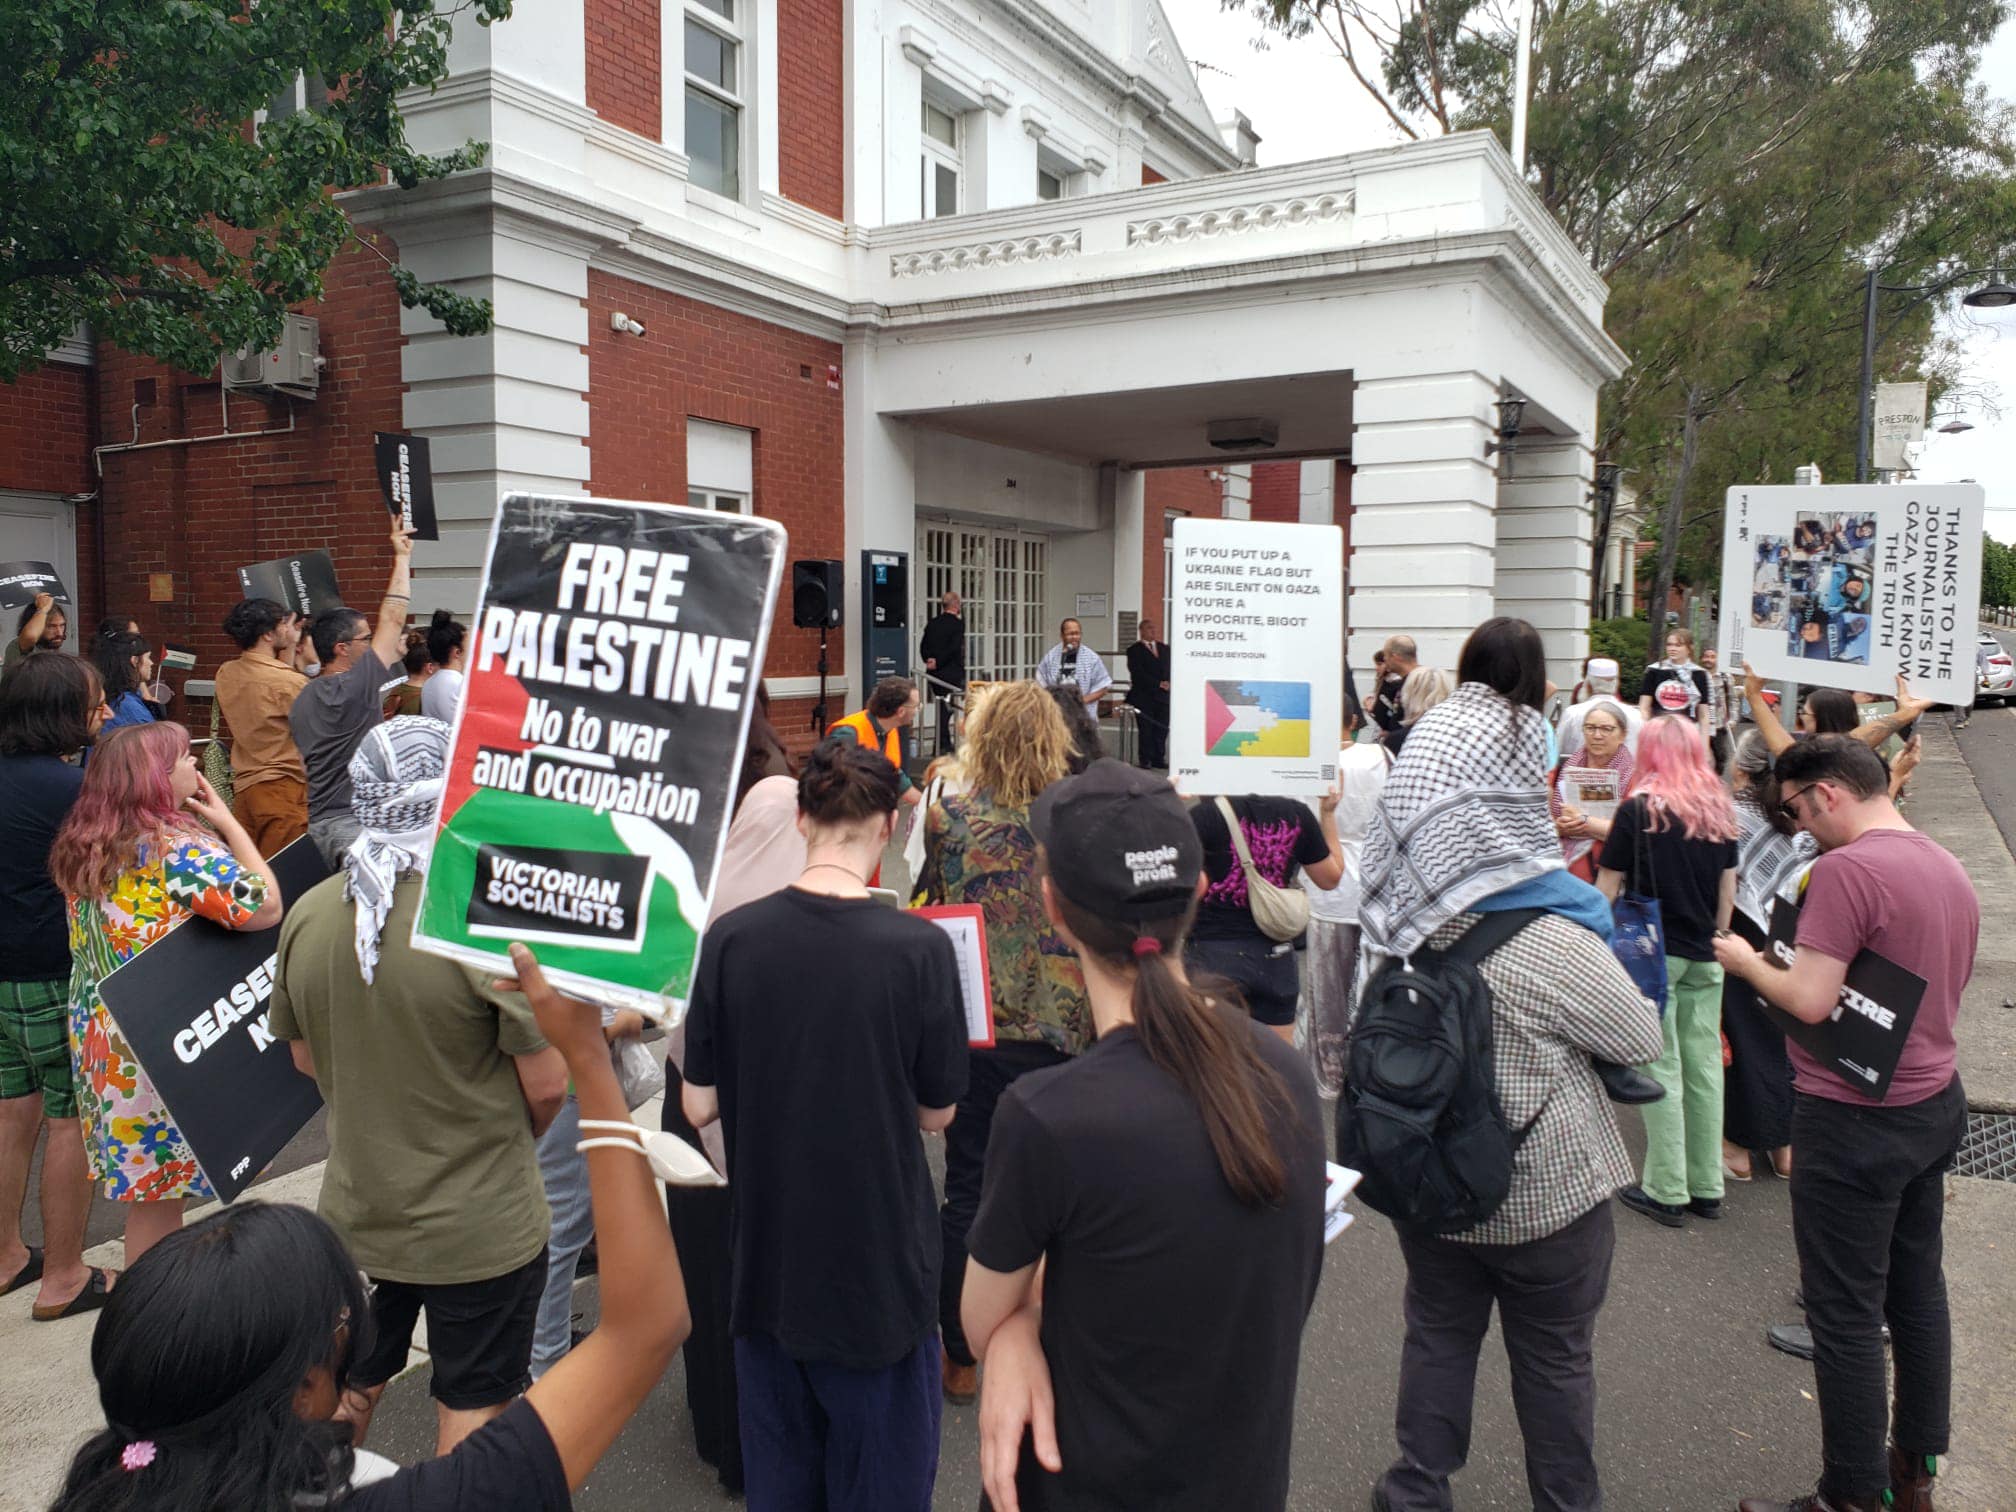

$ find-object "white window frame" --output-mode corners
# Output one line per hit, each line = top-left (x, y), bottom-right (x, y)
(687, 488), (752, 515)
(920, 99), (963, 219)
(682, 0), (745, 202)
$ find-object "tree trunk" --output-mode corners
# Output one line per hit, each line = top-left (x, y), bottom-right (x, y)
(1645, 388), (1703, 649)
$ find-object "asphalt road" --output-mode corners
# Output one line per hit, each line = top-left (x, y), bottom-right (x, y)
(1958, 622), (2016, 858)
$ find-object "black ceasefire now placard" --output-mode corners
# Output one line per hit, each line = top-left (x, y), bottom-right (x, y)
(238, 550), (343, 618)
(1731, 883), (1927, 1101)
(374, 431), (439, 541)
(96, 839), (332, 1202)
(0, 560), (70, 612)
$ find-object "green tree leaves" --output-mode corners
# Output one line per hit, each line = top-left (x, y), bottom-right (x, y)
(0, 0), (513, 380)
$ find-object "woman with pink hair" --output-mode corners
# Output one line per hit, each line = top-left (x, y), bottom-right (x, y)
(1595, 717), (1739, 1229)
(48, 722), (283, 1263)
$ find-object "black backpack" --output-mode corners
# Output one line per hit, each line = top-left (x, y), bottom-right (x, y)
(1336, 909), (1543, 1233)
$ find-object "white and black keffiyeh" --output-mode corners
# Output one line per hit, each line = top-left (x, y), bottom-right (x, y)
(344, 716), (450, 983)
(1357, 681), (1562, 961)
(1732, 799), (1818, 933)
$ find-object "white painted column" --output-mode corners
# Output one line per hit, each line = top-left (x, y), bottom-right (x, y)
(1349, 371), (1499, 673)
(393, 209), (594, 617)
(1109, 466), (1146, 624)
(1493, 441), (1594, 687)
(1220, 464), (1252, 520)
(842, 331), (919, 702)
(1298, 458), (1336, 524)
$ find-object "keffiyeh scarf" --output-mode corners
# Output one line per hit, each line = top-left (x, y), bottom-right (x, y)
(343, 716), (450, 983)
(1358, 681), (1563, 961)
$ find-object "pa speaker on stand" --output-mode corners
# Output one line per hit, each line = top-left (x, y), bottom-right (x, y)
(792, 560), (844, 731)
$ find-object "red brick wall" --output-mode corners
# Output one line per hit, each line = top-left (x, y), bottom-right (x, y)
(778, 0), (843, 218)
(85, 233), (408, 686)
(1250, 460), (1298, 523)
(1141, 467), (1222, 627)
(585, 269), (843, 748)
(1141, 164), (1168, 186)
(0, 363), (93, 498)
(586, 0), (662, 141)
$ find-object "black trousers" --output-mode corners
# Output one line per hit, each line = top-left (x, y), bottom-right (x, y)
(1722, 972), (1794, 1152)
(1136, 703), (1168, 769)
(1791, 1077), (1966, 1504)
(662, 1059), (743, 1493)
(938, 1040), (1072, 1367)
(936, 681), (964, 754)
(1381, 1202), (1615, 1512)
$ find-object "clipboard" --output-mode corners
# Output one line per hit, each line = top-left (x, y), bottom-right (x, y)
(912, 904), (997, 1048)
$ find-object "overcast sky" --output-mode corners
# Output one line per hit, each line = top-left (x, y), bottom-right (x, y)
(1162, 1), (2016, 545)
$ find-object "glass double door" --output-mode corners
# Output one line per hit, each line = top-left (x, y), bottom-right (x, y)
(916, 521), (1049, 685)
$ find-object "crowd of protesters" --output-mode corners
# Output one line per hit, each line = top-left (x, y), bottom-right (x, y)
(0, 553), (1985, 1512)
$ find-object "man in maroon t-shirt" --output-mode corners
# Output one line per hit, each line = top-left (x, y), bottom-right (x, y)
(1715, 736), (1975, 1512)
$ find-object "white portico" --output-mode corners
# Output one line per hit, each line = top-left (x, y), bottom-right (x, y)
(851, 133), (1626, 685)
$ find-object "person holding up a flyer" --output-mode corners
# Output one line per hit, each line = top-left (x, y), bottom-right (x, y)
(683, 741), (968, 1512)
(1717, 737), (1976, 1512)
(1550, 701), (1633, 881)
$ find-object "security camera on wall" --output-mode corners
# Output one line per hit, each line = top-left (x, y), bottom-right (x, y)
(610, 311), (646, 337)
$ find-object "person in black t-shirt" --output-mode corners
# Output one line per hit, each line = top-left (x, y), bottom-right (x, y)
(1638, 628), (1713, 736)
(1371, 634), (1417, 734)
(1185, 792), (1341, 1036)
(0, 652), (109, 1320)
(50, 944), (691, 1512)
(918, 591), (966, 754)
(1596, 717), (1739, 1228)
(963, 759), (1326, 1512)
(683, 741), (969, 1512)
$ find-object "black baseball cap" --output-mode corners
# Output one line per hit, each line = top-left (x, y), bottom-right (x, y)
(1030, 758), (1202, 923)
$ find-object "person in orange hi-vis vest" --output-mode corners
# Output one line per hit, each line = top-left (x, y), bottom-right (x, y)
(827, 676), (923, 809)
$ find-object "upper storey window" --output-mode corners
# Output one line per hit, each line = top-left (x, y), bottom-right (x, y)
(921, 100), (962, 219)
(685, 0), (742, 198)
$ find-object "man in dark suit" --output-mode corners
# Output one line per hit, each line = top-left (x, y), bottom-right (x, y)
(918, 590), (965, 753)
(1125, 618), (1172, 769)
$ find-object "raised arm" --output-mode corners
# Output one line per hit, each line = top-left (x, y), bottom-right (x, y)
(1855, 674), (1935, 750)
(504, 947), (691, 1490)
(182, 773), (283, 930)
(368, 526), (416, 669)
(1744, 662), (1795, 758)
(16, 593), (51, 653)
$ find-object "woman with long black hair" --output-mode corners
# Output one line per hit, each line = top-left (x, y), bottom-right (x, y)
(961, 759), (1325, 1512)
(49, 947), (689, 1511)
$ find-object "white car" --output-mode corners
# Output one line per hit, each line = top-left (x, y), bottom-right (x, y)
(1980, 633), (2015, 704)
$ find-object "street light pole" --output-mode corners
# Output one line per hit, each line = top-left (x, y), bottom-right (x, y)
(1855, 267), (1880, 483)
(1854, 266), (2016, 484)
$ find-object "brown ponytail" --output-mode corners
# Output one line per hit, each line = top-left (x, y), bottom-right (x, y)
(1048, 879), (1291, 1208)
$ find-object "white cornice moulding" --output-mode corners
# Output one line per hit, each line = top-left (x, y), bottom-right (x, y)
(898, 26), (939, 69)
(981, 80), (1013, 115)
(1019, 104), (1051, 141)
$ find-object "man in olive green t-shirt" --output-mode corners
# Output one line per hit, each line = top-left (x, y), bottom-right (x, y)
(270, 870), (567, 1454)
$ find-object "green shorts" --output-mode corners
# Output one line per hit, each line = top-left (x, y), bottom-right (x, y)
(0, 978), (77, 1118)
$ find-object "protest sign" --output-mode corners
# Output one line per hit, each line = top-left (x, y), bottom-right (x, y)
(912, 904), (997, 1048)
(1167, 517), (1344, 797)
(238, 550), (343, 618)
(1727, 870), (1926, 1100)
(374, 431), (439, 541)
(1718, 483), (1983, 705)
(412, 493), (784, 1021)
(0, 561), (69, 612)
(96, 839), (331, 1202)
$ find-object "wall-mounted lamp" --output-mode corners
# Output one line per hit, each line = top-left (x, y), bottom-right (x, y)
(610, 311), (646, 337)
(1484, 392), (1527, 475)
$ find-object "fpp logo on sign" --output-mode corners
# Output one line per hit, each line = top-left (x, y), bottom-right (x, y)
(466, 844), (654, 953)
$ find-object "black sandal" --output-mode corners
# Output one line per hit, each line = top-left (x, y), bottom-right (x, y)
(1, 1246), (43, 1297)
(31, 1266), (117, 1322)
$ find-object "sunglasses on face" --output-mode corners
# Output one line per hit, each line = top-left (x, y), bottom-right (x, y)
(1778, 784), (1821, 824)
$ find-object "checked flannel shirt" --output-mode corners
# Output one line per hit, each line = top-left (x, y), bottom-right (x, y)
(1421, 911), (1665, 1247)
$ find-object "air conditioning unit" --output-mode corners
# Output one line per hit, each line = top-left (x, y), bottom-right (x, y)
(222, 314), (322, 399)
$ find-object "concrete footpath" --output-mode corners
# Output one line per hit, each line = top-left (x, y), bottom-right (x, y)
(2, 719), (2013, 1510)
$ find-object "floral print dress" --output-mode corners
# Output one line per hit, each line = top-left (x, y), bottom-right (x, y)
(67, 836), (267, 1201)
